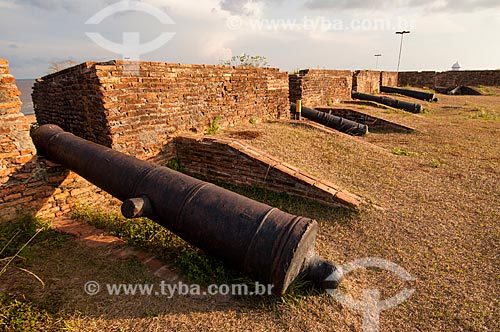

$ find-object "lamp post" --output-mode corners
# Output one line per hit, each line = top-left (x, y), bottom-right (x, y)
(374, 54), (382, 70)
(395, 30), (410, 72)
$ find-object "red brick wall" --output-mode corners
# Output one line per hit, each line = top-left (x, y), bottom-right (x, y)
(0, 59), (111, 222)
(397, 71), (436, 88)
(380, 72), (398, 87)
(289, 69), (352, 108)
(32, 62), (111, 147)
(33, 60), (290, 160)
(435, 70), (500, 87)
(398, 70), (500, 88)
(353, 70), (380, 94)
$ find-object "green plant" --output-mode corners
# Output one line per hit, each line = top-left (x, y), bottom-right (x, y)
(276, 279), (320, 306)
(0, 216), (50, 284)
(219, 53), (269, 68)
(327, 99), (333, 107)
(0, 295), (57, 331)
(392, 148), (419, 156)
(165, 158), (182, 172)
(249, 117), (257, 125)
(1, 216), (45, 260)
(430, 158), (442, 168)
(470, 107), (498, 120)
(206, 116), (221, 135)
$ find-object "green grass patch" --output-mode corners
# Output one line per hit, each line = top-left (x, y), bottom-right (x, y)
(71, 205), (241, 285)
(0, 216), (68, 331)
(470, 107), (498, 121)
(0, 216), (49, 259)
(392, 148), (419, 157)
(165, 158), (182, 172)
(206, 116), (221, 134)
(0, 294), (62, 332)
(430, 158), (443, 168)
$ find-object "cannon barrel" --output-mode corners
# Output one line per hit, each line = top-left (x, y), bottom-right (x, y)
(31, 124), (342, 295)
(352, 91), (423, 113)
(380, 85), (436, 102)
(291, 103), (368, 136)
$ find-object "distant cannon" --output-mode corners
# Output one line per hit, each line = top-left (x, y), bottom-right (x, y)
(380, 85), (437, 102)
(291, 103), (368, 136)
(31, 124), (343, 295)
(352, 91), (423, 114)
(434, 86), (482, 96)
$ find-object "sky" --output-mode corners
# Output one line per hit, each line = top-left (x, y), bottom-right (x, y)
(1, 0), (499, 78)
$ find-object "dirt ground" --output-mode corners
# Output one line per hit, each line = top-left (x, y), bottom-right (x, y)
(1, 90), (499, 331)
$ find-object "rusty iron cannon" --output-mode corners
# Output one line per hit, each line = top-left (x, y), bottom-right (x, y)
(352, 91), (423, 114)
(291, 102), (368, 136)
(31, 124), (343, 295)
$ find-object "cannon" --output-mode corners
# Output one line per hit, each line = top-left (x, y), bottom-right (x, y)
(380, 85), (437, 102)
(31, 124), (343, 295)
(351, 91), (423, 114)
(434, 86), (482, 96)
(291, 102), (368, 136)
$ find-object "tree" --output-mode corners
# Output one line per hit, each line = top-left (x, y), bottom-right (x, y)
(219, 53), (269, 67)
(48, 60), (79, 74)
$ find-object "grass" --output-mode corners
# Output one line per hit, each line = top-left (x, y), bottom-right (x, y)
(206, 116), (221, 134)
(391, 148), (419, 156)
(0, 216), (68, 331)
(0, 295), (60, 332)
(430, 158), (442, 168)
(71, 205), (240, 285)
(165, 157), (182, 172)
(469, 107), (498, 120)
(224, 94), (499, 330)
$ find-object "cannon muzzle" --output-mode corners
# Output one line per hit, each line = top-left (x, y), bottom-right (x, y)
(31, 124), (343, 295)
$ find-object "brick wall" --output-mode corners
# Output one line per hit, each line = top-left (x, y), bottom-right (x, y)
(175, 136), (361, 208)
(33, 60), (290, 160)
(380, 72), (398, 87)
(289, 69), (352, 108)
(32, 62), (111, 147)
(397, 70), (500, 88)
(397, 71), (436, 88)
(435, 70), (500, 87)
(0, 59), (111, 222)
(353, 70), (380, 94)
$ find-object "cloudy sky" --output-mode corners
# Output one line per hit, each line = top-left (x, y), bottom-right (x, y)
(1, 0), (499, 78)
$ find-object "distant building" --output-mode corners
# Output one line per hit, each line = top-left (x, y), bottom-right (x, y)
(452, 61), (461, 71)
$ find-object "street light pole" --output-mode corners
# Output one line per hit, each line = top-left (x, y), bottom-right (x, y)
(395, 30), (410, 72)
(374, 54), (382, 70)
